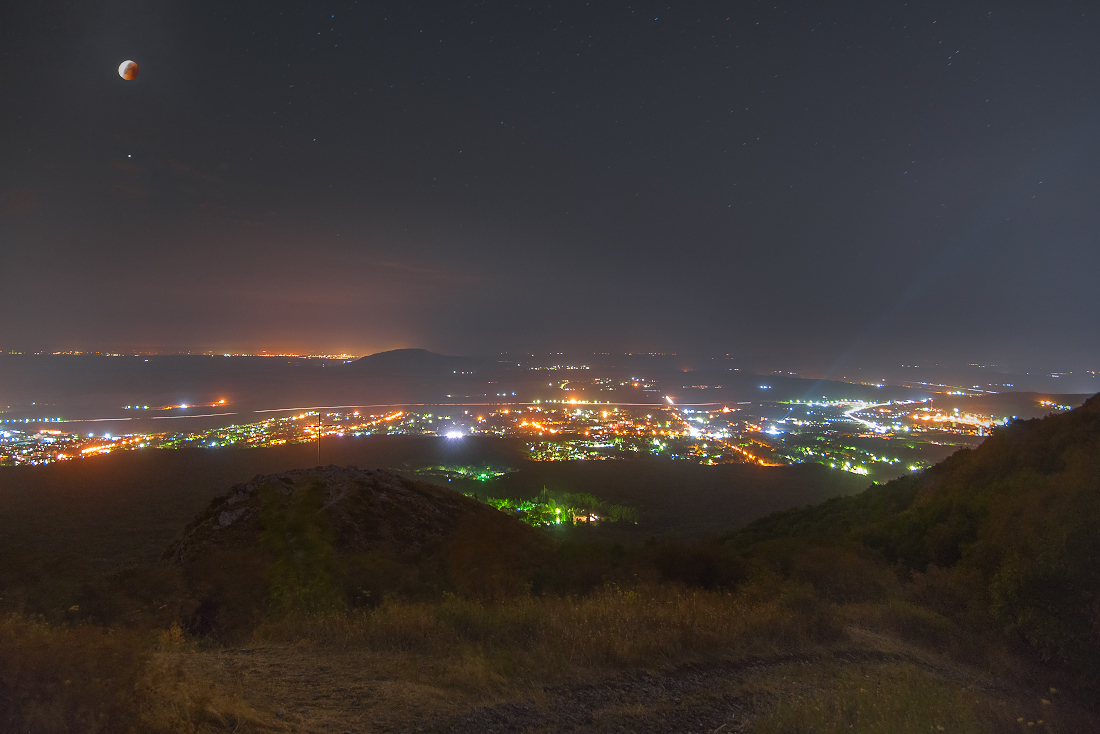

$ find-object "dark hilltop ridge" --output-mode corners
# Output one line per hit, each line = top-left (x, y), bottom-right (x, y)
(164, 465), (513, 564)
(164, 466), (552, 638)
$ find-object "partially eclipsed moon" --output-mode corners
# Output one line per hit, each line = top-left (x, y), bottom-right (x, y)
(118, 60), (139, 80)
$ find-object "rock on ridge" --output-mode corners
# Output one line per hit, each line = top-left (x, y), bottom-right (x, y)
(163, 464), (520, 565)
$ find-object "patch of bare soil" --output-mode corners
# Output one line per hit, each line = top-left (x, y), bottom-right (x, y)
(178, 645), (470, 733)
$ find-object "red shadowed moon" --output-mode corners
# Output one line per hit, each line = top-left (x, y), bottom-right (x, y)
(118, 60), (139, 80)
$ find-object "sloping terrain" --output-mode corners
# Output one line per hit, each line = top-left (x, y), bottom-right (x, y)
(164, 465), (523, 564)
(164, 466), (553, 638)
(731, 392), (1100, 670)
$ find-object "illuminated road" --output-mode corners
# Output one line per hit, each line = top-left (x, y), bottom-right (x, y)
(844, 402), (892, 432)
(664, 398), (779, 466)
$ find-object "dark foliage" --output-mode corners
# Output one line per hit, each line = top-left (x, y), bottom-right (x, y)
(729, 393), (1100, 672)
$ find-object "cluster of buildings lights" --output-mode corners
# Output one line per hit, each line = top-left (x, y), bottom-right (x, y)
(3, 395), (1043, 476)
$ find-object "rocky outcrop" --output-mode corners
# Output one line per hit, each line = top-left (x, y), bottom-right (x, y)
(163, 464), (528, 565)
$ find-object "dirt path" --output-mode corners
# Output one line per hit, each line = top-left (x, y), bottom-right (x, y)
(442, 656), (785, 734)
(440, 649), (935, 734)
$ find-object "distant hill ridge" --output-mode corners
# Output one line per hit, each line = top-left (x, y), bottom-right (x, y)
(344, 348), (473, 375)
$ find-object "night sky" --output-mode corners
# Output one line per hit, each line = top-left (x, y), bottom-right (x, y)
(2, 1), (1098, 370)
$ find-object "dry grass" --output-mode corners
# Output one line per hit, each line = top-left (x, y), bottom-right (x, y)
(170, 580), (841, 732)
(750, 660), (1088, 734)
(752, 661), (988, 733)
(0, 614), (276, 733)
(0, 579), (841, 733)
(7, 568), (1096, 733)
(9, 590), (1095, 733)
(251, 579), (839, 692)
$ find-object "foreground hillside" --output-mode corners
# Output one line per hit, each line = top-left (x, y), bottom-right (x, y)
(731, 391), (1100, 671)
(3, 397), (1100, 732)
(164, 466), (552, 639)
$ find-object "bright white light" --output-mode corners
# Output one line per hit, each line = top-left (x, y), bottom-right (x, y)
(445, 430), (464, 439)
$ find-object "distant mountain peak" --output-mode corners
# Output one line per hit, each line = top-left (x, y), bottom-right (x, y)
(345, 348), (465, 375)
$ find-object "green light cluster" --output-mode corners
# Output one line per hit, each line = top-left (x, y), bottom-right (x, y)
(464, 487), (640, 527)
(411, 465), (516, 482)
